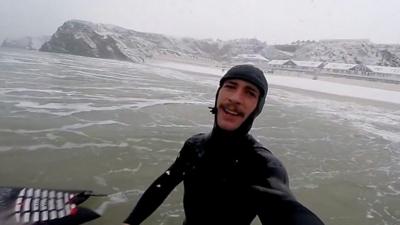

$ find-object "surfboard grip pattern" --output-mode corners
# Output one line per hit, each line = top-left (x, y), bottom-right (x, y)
(14, 188), (86, 223)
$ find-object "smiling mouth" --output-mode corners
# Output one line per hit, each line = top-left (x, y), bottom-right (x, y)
(221, 105), (244, 117)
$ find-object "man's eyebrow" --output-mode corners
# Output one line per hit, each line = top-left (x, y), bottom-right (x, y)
(225, 80), (238, 85)
(245, 85), (259, 94)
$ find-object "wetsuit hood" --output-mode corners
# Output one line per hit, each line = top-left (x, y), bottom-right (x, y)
(210, 64), (268, 138)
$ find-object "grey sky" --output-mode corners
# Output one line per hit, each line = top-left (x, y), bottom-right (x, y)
(1, 0), (400, 44)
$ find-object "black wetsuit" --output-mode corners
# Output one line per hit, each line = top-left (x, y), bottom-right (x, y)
(124, 132), (325, 225)
(124, 65), (324, 225)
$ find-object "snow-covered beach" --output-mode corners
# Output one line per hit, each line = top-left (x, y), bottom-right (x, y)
(147, 60), (400, 105)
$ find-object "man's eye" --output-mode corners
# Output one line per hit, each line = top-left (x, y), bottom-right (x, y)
(247, 90), (258, 98)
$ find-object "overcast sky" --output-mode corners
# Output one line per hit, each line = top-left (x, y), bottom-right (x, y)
(1, 0), (400, 44)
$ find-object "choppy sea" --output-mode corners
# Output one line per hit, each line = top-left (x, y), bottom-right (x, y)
(0, 48), (399, 225)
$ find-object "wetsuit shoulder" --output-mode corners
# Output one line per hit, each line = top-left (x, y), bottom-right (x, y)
(185, 133), (208, 146)
(178, 133), (208, 159)
(246, 134), (289, 185)
(246, 137), (326, 225)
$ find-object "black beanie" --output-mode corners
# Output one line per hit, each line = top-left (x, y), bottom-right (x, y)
(220, 64), (268, 97)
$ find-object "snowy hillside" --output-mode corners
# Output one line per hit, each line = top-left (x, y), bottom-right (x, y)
(39, 20), (400, 66)
(291, 39), (400, 67)
(1, 36), (50, 50)
(40, 20), (273, 63)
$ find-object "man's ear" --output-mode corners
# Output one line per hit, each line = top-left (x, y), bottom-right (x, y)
(209, 107), (217, 114)
(210, 87), (222, 115)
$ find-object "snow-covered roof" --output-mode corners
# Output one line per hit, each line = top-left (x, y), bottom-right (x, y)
(292, 60), (323, 68)
(323, 63), (357, 70)
(268, 60), (290, 65)
(232, 54), (269, 61)
(366, 65), (400, 75)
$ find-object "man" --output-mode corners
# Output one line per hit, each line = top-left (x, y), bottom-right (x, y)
(123, 65), (325, 225)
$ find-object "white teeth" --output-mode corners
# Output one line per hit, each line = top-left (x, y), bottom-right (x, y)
(224, 107), (240, 116)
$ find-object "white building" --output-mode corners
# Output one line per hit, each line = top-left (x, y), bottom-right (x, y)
(323, 63), (358, 71)
(267, 60), (296, 68)
(366, 65), (400, 81)
(292, 60), (324, 71)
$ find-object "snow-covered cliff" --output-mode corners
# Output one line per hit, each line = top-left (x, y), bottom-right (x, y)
(291, 39), (400, 67)
(39, 20), (400, 66)
(1, 36), (50, 50)
(40, 20), (276, 63)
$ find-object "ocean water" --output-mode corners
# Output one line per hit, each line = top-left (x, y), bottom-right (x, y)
(0, 48), (400, 225)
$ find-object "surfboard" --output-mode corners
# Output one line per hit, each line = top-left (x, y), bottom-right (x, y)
(0, 186), (102, 225)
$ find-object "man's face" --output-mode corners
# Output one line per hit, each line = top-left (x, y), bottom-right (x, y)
(216, 79), (260, 131)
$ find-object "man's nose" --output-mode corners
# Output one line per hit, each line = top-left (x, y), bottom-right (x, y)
(228, 89), (244, 103)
